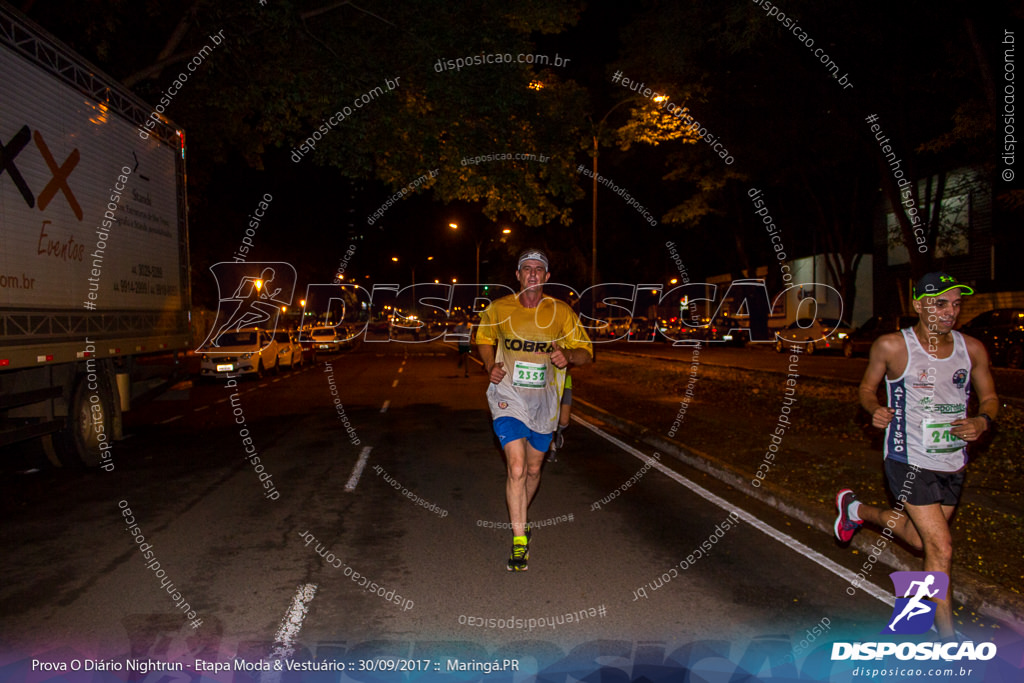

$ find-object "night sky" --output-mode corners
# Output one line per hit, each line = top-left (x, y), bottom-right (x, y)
(15, 0), (1023, 309)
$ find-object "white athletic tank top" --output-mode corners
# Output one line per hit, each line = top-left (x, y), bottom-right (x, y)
(884, 328), (972, 472)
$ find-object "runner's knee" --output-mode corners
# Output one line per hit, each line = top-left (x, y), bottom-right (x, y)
(507, 462), (528, 481)
(923, 537), (953, 565)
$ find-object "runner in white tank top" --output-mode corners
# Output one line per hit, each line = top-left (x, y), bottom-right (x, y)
(884, 327), (973, 472)
(832, 273), (998, 640)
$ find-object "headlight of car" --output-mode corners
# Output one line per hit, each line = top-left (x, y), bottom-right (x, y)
(241, 352), (253, 360)
(837, 332), (848, 339)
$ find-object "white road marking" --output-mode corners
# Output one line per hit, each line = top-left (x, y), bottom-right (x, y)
(158, 415), (183, 424)
(398, 367), (404, 373)
(574, 415), (894, 607)
(380, 400), (390, 414)
(344, 446), (373, 492)
(194, 405), (209, 412)
(391, 379), (399, 387)
(268, 583), (317, 662)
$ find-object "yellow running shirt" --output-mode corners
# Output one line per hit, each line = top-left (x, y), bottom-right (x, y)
(474, 293), (592, 434)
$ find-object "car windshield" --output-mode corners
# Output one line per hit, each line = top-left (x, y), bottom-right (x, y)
(274, 332), (291, 343)
(311, 329), (335, 338)
(215, 331), (257, 346)
(819, 318), (847, 328)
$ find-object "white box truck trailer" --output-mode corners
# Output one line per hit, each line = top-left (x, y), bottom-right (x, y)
(0, 4), (191, 467)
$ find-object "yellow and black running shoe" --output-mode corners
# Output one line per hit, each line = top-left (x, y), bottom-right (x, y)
(507, 543), (529, 571)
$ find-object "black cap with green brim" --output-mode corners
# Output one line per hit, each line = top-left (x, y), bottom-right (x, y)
(913, 272), (974, 300)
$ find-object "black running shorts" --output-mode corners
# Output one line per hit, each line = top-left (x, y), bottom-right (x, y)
(884, 458), (965, 506)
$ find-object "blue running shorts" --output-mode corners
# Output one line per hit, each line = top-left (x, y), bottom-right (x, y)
(493, 416), (554, 453)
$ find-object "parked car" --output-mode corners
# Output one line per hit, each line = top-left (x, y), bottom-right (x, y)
(627, 317), (658, 341)
(775, 318), (852, 355)
(296, 328), (319, 363)
(656, 317), (699, 344)
(843, 315), (917, 358)
(663, 316), (710, 344)
(200, 327), (279, 380)
(960, 308), (1024, 368)
(307, 325), (346, 353)
(700, 315), (748, 346)
(273, 330), (303, 369)
(600, 316), (631, 340)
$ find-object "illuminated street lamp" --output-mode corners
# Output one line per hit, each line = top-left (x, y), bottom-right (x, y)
(391, 255), (434, 315)
(589, 99), (633, 302)
(450, 222), (511, 292)
(588, 93), (694, 315)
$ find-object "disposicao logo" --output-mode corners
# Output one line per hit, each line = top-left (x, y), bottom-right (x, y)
(883, 571), (947, 635)
(831, 571), (998, 662)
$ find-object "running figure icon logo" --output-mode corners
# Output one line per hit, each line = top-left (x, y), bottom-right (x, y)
(197, 262), (297, 351)
(882, 571), (949, 635)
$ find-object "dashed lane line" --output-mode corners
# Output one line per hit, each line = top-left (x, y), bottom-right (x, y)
(268, 583), (317, 664)
(344, 446), (373, 493)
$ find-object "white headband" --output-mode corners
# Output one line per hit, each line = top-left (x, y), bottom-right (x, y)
(517, 250), (549, 270)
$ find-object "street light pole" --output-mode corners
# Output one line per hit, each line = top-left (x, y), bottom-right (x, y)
(592, 133), (598, 298)
(590, 98), (632, 315)
(450, 222), (511, 306)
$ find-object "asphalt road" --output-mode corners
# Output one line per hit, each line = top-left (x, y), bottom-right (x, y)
(0, 342), (1013, 680)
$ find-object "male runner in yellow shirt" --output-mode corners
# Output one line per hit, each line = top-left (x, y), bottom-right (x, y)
(475, 249), (592, 571)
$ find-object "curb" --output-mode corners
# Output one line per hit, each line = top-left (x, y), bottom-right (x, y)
(572, 396), (1024, 635)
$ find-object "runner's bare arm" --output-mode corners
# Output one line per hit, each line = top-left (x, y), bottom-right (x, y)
(951, 335), (998, 440)
(476, 343), (505, 383)
(859, 333), (901, 428)
(550, 344), (591, 369)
